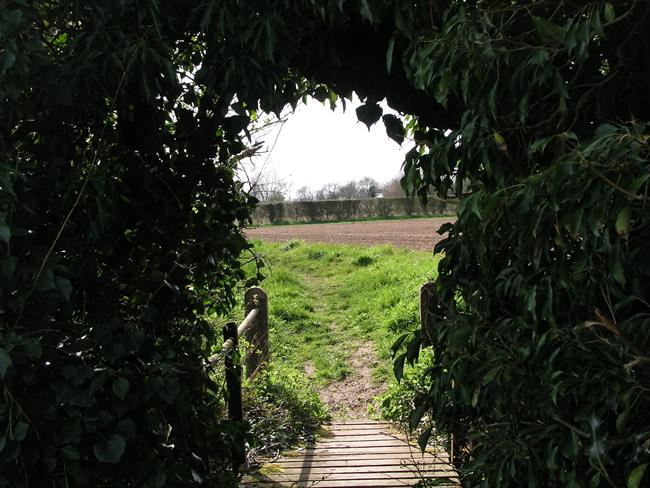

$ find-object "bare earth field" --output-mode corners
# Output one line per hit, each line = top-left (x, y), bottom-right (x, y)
(245, 217), (454, 251)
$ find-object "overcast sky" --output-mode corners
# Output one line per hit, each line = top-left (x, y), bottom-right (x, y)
(250, 96), (410, 197)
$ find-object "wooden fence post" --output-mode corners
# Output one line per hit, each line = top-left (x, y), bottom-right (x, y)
(420, 282), (436, 347)
(223, 321), (245, 472)
(223, 321), (243, 422)
(243, 286), (268, 379)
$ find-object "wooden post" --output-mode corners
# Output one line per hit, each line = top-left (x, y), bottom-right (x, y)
(223, 321), (243, 422)
(243, 286), (268, 379)
(420, 282), (436, 347)
(223, 321), (245, 472)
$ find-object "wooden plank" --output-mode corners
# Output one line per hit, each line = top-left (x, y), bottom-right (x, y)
(323, 420), (392, 430)
(287, 447), (437, 456)
(280, 454), (447, 464)
(321, 429), (397, 436)
(312, 440), (415, 448)
(243, 479), (457, 488)
(256, 465), (455, 475)
(270, 460), (449, 468)
(246, 471), (457, 482)
(319, 434), (403, 442)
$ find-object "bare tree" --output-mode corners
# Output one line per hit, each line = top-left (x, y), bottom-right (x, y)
(357, 176), (380, 198)
(315, 183), (340, 200)
(294, 186), (314, 201)
(338, 180), (359, 199)
(248, 168), (291, 203)
(381, 175), (405, 197)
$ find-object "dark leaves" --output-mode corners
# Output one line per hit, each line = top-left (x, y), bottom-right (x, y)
(382, 114), (405, 145)
(356, 102), (382, 130)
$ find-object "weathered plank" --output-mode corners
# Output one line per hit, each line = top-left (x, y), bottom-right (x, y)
(243, 421), (458, 487)
(271, 458), (451, 468)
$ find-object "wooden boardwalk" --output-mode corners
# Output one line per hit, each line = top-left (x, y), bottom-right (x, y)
(243, 420), (458, 487)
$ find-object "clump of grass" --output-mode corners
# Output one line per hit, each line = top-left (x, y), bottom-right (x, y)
(354, 255), (375, 267)
(281, 240), (301, 251)
(307, 249), (325, 260)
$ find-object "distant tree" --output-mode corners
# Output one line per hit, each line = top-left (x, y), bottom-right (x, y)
(358, 177), (380, 198)
(381, 176), (405, 198)
(294, 186), (314, 201)
(248, 168), (290, 203)
(338, 180), (359, 199)
(315, 182), (340, 200)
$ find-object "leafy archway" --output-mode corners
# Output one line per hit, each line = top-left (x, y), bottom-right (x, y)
(1, 1), (649, 487)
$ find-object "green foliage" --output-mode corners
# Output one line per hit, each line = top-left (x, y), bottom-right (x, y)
(386, 2), (650, 487)
(1, 1), (256, 485)
(374, 351), (434, 428)
(243, 364), (329, 456)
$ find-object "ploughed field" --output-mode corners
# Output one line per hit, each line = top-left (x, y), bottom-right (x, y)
(245, 217), (454, 251)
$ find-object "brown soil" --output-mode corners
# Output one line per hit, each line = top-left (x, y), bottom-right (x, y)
(245, 217), (454, 251)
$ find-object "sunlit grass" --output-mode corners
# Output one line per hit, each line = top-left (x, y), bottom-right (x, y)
(240, 240), (441, 387)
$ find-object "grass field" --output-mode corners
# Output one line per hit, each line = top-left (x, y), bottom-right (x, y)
(239, 240), (440, 410)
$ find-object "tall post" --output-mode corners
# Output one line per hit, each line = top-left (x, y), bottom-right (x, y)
(223, 321), (243, 422)
(243, 286), (268, 379)
(420, 282), (436, 347)
(223, 321), (245, 472)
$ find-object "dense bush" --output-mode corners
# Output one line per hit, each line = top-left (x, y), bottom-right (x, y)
(0, 2), (256, 486)
(393, 2), (650, 487)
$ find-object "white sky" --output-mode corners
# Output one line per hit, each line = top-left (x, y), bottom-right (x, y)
(251, 96), (410, 197)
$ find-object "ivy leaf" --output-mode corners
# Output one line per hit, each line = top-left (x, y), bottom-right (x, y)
(93, 434), (126, 464)
(493, 131), (507, 152)
(386, 36), (396, 74)
(391, 333), (409, 356)
(356, 102), (383, 130)
(35, 269), (56, 292)
(112, 377), (130, 400)
(628, 464), (648, 488)
(393, 352), (406, 382)
(409, 403), (426, 431)
(533, 16), (564, 44)
(417, 426), (432, 451)
(0, 256), (17, 277)
(382, 114), (405, 145)
(604, 3), (616, 23)
(0, 348), (12, 379)
(14, 422), (29, 441)
(0, 222), (10, 244)
(55, 276), (73, 301)
(360, 0), (374, 23)
(615, 207), (632, 236)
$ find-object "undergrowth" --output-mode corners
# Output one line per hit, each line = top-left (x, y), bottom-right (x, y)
(243, 364), (329, 458)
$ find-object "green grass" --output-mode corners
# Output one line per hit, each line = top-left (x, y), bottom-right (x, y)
(241, 240), (441, 387)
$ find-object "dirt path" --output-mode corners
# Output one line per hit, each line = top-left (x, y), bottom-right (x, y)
(301, 275), (383, 420)
(316, 339), (383, 419)
(246, 217), (454, 251)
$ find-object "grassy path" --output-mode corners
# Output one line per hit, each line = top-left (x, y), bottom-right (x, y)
(244, 240), (440, 420)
